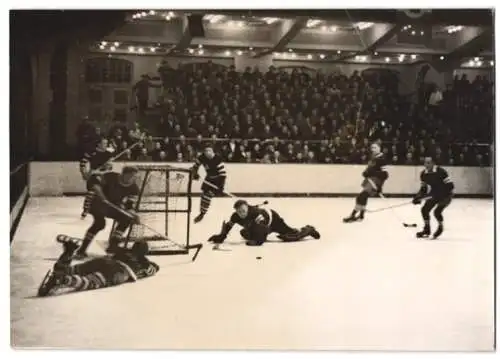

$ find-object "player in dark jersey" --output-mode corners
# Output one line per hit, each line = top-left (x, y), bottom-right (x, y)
(75, 166), (140, 259)
(37, 235), (159, 297)
(80, 138), (115, 219)
(343, 143), (389, 223)
(412, 157), (454, 239)
(208, 200), (320, 247)
(191, 145), (227, 223)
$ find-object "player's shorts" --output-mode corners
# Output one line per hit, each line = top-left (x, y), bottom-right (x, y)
(90, 200), (133, 223)
(202, 176), (226, 195)
(362, 177), (384, 195)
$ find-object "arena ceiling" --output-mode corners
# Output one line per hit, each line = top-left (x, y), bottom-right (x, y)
(89, 9), (494, 68)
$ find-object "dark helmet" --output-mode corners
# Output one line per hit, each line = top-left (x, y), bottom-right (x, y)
(131, 240), (149, 257)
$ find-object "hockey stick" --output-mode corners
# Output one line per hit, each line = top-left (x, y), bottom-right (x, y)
(202, 179), (270, 207)
(376, 192), (418, 227)
(367, 197), (431, 214)
(100, 142), (141, 169)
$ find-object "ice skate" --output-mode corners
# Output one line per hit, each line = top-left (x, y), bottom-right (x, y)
(432, 224), (443, 239)
(416, 225), (431, 239)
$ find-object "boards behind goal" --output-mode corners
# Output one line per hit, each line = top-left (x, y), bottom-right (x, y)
(124, 164), (201, 258)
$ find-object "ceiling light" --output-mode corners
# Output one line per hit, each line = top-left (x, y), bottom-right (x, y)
(307, 54), (313, 59)
(321, 25), (328, 31)
(198, 49), (204, 55)
(411, 54), (417, 59)
(356, 22), (374, 30)
(408, 25), (412, 29)
(165, 15), (171, 21)
(411, 30), (416, 35)
(150, 47), (156, 52)
(337, 50), (341, 54)
(141, 12), (147, 17)
(110, 46), (116, 52)
(128, 46), (135, 52)
(468, 60), (475, 66)
(263, 17), (279, 24)
(101, 41), (107, 46)
(288, 48), (293, 52)
(330, 26), (337, 32)
(249, 47), (253, 51)
(225, 50), (231, 56)
(319, 54), (325, 59)
(237, 21), (244, 27)
(113, 42), (120, 47)
(306, 19), (321, 28)
(420, 31), (424, 35)
(474, 57), (480, 61)
(374, 52), (378, 56)
(440, 56), (444, 60)
(273, 52), (280, 57)
(168, 11), (174, 17)
(291, 53), (297, 58)
(138, 47), (144, 53)
(477, 61), (483, 66)
(236, 50), (243, 55)
(188, 48), (194, 54)
(400, 54), (406, 58)
(99, 45), (105, 50)
(385, 57), (390, 62)
(198, 44), (203, 48)
(149, 10), (156, 15)
(490, 60), (494, 66)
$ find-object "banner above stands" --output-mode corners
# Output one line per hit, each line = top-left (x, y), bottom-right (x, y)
(29, 162), (493, 197)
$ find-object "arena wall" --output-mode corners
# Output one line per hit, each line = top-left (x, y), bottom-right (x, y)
(29, 162), (493, 197)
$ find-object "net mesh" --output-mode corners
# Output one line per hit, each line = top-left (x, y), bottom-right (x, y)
(126, 166), (192, 254)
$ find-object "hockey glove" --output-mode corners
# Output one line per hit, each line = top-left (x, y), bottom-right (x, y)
(412, 196), (422, 205)
(208, 234), (226, 244)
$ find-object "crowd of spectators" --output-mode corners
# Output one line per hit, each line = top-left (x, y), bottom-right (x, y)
(77, 62), (493, 167)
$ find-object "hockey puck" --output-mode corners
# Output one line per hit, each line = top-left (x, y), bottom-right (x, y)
(256, 256), (262, 260)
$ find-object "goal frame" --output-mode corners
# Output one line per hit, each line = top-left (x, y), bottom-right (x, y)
(124, 164), (195, 256)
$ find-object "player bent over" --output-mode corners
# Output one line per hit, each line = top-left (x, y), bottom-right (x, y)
(80, 137), (114, 219)
(76, 166), (140, 259)
(412, 157), (454, 239)
(208, 200), (320, 247)
(343, 143), (389, 223)
(191, 145), (227, 223)
(38, 235), (159, 297)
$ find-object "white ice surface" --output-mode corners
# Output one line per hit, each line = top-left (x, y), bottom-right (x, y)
(11, 197), (494, 350)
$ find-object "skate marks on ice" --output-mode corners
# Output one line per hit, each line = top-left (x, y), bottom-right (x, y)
(11, 197), (494, 350)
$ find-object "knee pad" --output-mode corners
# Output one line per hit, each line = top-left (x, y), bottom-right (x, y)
(90, 217), (106, 232)
(356, 191), (370, 206)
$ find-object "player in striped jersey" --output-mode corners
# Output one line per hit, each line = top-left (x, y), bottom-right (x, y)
(191, 145), (227, 223)
(343, 143), (389, 223)
(80, 138), (115, 219)
(412, 157), (454, 239)
(37, 235), (159, 297)
(75, 166), (140, 259)
(208, 200), (320, 247)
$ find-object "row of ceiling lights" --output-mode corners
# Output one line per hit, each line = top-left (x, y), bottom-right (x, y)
(402, 24), (426, 36)
(132, 10), (175, 21)
(467, 58), (494, 67)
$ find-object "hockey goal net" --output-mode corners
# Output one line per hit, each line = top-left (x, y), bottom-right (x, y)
(123, 164), (201, 257)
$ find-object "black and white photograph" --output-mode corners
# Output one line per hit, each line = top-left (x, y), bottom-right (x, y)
(8, 6), (495, 353)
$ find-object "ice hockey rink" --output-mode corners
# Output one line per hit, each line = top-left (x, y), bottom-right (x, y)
(11, 196), (494, 351)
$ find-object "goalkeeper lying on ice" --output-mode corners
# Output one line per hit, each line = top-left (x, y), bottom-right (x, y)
(38, 235), (159, 297)
(209, 200), (321, 247)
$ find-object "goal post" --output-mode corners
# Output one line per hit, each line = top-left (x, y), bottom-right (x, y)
(122, 164), (200, 257)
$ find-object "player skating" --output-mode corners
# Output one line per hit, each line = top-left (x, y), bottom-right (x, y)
(37, 235), (158, 297)
(343, 143), (389, 223)
(208, 200), (320, 247)
(412, 156), (454, 239)
(191, 145), (227, 223)
(75, 166), (140, 259)
(79, 138), (114, 219)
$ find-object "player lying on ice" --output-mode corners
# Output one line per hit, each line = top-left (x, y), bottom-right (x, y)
(38, 235), (159, 297)
(208, 200), (321, 247)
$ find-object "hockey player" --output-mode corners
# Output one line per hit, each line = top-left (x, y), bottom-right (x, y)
(343, 143), (389, 223)
(75, 166), (140, 259)
(412, 156), (454, 239)
(80, 137), (115, 218)
(38, 235), (159, 297)
(191, 145), (227, 223)
(208, 200), (320, 247)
